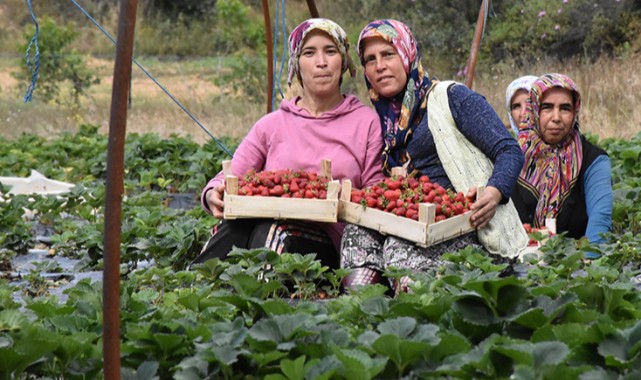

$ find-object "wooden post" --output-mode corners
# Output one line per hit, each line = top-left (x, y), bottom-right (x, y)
(261, 0), (274, 113)
(465, 0), (489, 89)
(306, 0), (320, 18)
(103, 1), (138, 379)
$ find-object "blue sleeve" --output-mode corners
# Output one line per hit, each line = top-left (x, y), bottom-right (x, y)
(447, 84), (525, 201)
(584, 155), (613, 244)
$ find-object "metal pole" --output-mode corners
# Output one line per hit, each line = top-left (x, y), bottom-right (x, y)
(306, 0), (320, 18)
(261, 0), (274, 114)
(465, 0), (488, 89)
(103, 1), (138, 378)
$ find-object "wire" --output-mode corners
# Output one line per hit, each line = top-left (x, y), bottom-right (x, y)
(23, 0), (40, 103)
(69, 0), (233, 157)
(271, 0), (288, 110)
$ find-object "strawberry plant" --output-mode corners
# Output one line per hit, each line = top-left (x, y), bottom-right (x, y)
(1, 128), (641, 379)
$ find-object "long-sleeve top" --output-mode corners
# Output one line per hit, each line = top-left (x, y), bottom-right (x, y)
(408, 84), (524, 201)
(584, 154), (613, 244)
(201, 94), (385, 249)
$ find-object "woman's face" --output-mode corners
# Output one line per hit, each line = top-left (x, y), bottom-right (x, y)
(539, 87), (576, 145)
(361, 37), (407, 98)
(298, 30), (343, 97)
(510, 89), (529, 129)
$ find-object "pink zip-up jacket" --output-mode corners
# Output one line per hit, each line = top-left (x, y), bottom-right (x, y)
(201, 94), (385, 250)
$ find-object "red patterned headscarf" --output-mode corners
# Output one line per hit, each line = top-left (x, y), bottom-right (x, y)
(357, 19), (432, 177)
(517, 73), (583, 228)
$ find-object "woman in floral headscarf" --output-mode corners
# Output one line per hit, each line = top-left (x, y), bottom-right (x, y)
(341, 19), (525, 291)
(512, 73), (612, 252)
(193, 18), (384, 268)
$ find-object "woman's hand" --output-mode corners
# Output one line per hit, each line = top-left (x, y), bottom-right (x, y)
(467, 185), (503, 229)
(206, 184), (226, 219)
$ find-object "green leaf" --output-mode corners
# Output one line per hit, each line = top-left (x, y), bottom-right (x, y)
(533, 341), (569, 367)
(333, 347), (386, 380)
(152, 333), (186, 354)
(260, 299), (294, 316)
(452, 293), (497, 326)
(431, 333), (471, 362)
(598, 333), (630, 367)
(372, 335), (430, 374)
(359, 296), (390, 317)
(304, 356), (341, 380)
(491, 343), (533, 374)
(0, 310), (27, 332)
(377, 317), (417, 338)
(280, 355), (306, 380)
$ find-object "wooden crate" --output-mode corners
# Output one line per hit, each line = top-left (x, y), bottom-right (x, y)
(338, 179), (478, 247)
(222, 160), (339, 223)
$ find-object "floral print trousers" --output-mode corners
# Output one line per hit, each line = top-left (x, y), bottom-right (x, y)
(340, 224), (484, 273)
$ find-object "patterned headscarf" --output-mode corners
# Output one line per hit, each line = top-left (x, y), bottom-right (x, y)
(357, 19), (432, 177)
(505, 75), (538, 135)
(517, 73), (583, 228)
(287, 18), (356, 87)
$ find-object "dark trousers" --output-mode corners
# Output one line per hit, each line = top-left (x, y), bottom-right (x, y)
(191, 219), (338, 268)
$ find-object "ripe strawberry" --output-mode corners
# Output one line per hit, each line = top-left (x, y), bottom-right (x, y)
(269, 185), (284, 196)
(406, 177), (419, 190)
(393, 206), (406, 216)
(386, 179), (402, 190)
(384, 189), (401, 202)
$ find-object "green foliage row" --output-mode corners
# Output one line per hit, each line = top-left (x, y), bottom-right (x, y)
(1, 244), (641, 378)
(1, 128), (641, 378)
(0, 125), (237, 269)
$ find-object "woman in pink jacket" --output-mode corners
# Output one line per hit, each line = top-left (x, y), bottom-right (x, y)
(193, 18), (385, 268)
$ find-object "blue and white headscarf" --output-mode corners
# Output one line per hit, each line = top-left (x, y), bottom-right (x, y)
(505, 75), (538, 134)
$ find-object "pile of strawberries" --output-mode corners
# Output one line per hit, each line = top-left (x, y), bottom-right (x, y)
(350, 175), (474, 221)
(236, 169), (330, 199)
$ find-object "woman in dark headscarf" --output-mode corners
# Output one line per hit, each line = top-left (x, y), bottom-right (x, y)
(512, 73), (612, 255)
(341, 19), (526, 291)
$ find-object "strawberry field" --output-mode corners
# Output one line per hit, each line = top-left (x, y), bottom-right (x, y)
(1, 127), (641, 379)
